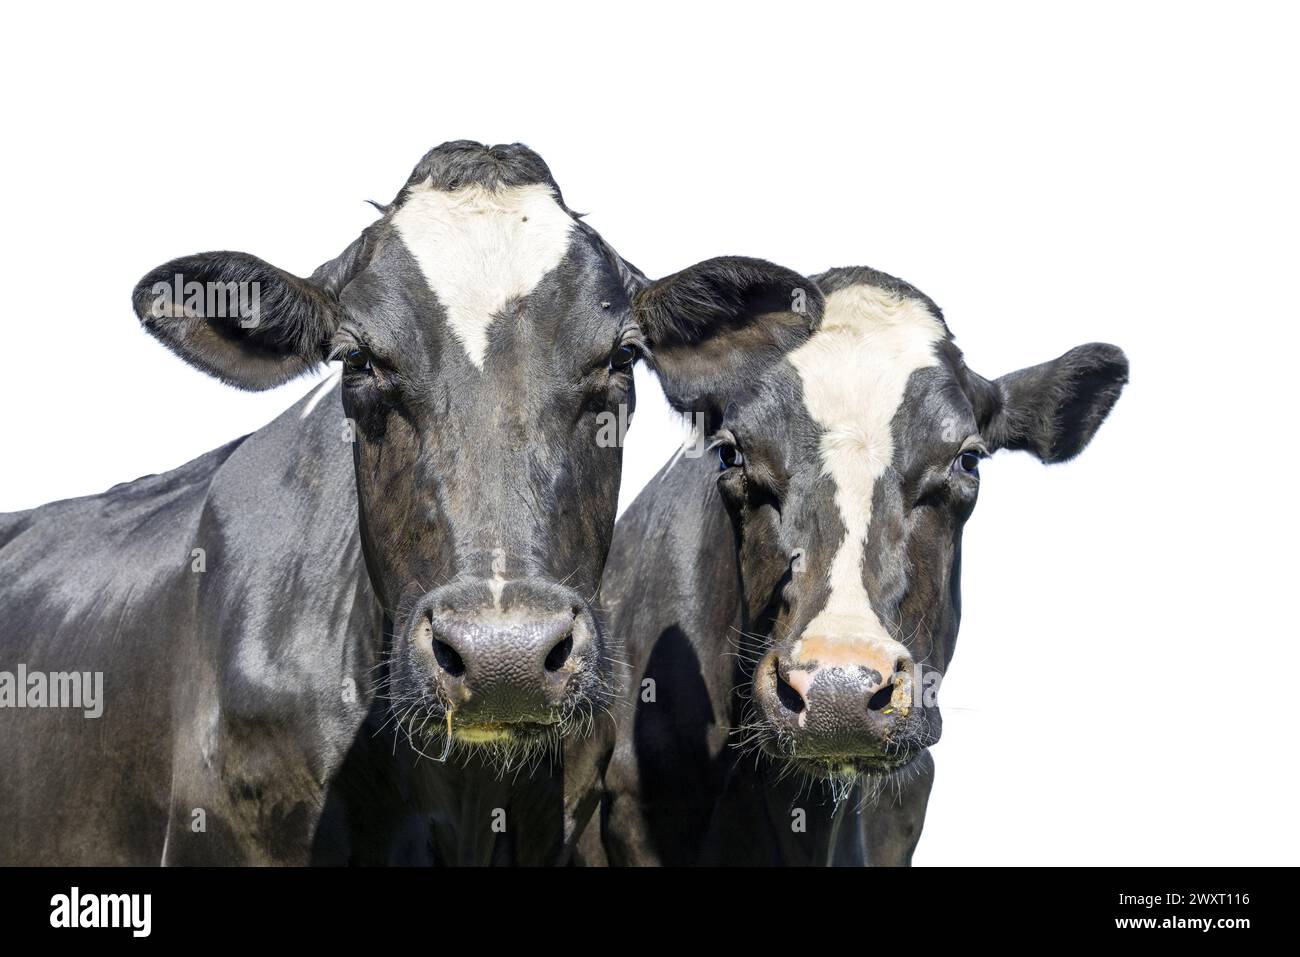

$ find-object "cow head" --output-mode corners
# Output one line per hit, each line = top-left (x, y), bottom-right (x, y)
(701, 266), (1127, 784)
(132, 141), (816, 768)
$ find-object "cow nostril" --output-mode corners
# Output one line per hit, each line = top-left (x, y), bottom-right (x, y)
(431, 639), (466, 678)
(544, 634), (574, 673)
(773, 663), (806, 715)
(867, 684), (894, 711)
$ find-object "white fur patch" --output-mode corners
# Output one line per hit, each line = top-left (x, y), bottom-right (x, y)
(489, 548), (507, 612)
(788, 284), (946, 653)
(391, 180), (574, 369)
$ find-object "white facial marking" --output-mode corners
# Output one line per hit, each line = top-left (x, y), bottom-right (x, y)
(391, 180), (575, 369)
(788, 284), (946, 654)
(489, 548), (507, 611)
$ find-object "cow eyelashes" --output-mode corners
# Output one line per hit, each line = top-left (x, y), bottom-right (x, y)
(708, 431), (745, 472)
(609, 343), (638, 371)
(607, 325), (647, 375)
(954, 446), (986, 477)
(709, 433), (751, 510)
(342, 347), (373, 373)
(329, 339), (375, 375)
(715, 442), (744, 471)
(914, 445), (987, 508)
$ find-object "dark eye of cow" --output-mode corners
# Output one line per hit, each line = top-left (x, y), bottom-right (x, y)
(957, 450), (982, 475)
(343, 347), (372, 373)
(610, 343), (638, 371)
(717, 443), (744, 471)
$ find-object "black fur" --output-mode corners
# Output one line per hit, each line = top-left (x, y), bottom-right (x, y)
(133, 252), (345, 390)
(985, 343), (1130, 462)
(635, 256), (823, 429)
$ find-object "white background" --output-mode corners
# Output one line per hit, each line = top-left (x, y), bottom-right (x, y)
(1, 2), (1295, 865)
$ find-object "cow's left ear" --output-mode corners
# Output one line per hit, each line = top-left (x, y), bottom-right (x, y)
(633, 256), (822, 426)
(983, 343), (1129, 463)
(132, 250), (348, 391)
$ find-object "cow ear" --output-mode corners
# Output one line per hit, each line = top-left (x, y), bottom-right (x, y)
(983, 343), (1129, 463)
(132, 251), (343, 391)
(633, 257), (822, 425)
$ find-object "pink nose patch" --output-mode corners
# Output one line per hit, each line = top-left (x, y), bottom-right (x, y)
(783, 668), (814, 727)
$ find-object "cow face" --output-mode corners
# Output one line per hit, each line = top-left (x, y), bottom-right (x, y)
(706, 266), (1127, 784)
(133, 141), (817, 768)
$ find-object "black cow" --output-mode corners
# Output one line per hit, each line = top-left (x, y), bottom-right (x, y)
(0, 141), (818, 864)
(593, 265), (1128, 865)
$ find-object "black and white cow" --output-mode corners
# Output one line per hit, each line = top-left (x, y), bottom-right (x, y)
(0, 141), (819, 864)
(593, 265), (1128, 865)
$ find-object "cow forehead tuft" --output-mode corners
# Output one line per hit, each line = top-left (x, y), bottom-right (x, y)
(395, 141), (563, 201)
(815, 282), (946, 340)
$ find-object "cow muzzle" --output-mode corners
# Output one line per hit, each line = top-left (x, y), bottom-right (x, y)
(753, 633), (920, 775)
(398, 578), (599, 746)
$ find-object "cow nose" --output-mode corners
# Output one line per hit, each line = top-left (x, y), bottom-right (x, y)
(416, 608), (585, 725)
(757, 639), (916, 755)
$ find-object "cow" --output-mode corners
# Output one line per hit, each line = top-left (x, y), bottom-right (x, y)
(0, 141), (820, 864)
(591, 265), (1128, 865)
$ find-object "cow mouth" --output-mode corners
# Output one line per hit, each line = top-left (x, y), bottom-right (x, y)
(390, 707), (572, 774)
(451, 719), (557, 745)
(778, 751), (918, 781)
(391, 689), (610, 773)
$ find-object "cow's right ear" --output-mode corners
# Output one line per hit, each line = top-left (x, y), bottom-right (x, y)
(633, 257), (822, 425)
(983, 343), (1129, 463)
(132, 251), (344, 391)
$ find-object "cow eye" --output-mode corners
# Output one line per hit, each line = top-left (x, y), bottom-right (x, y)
(610, 343), (638, 371)
(343, 347), (372, 373)
(717, 443), (744, 471)
(956, 450), (982, 475)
